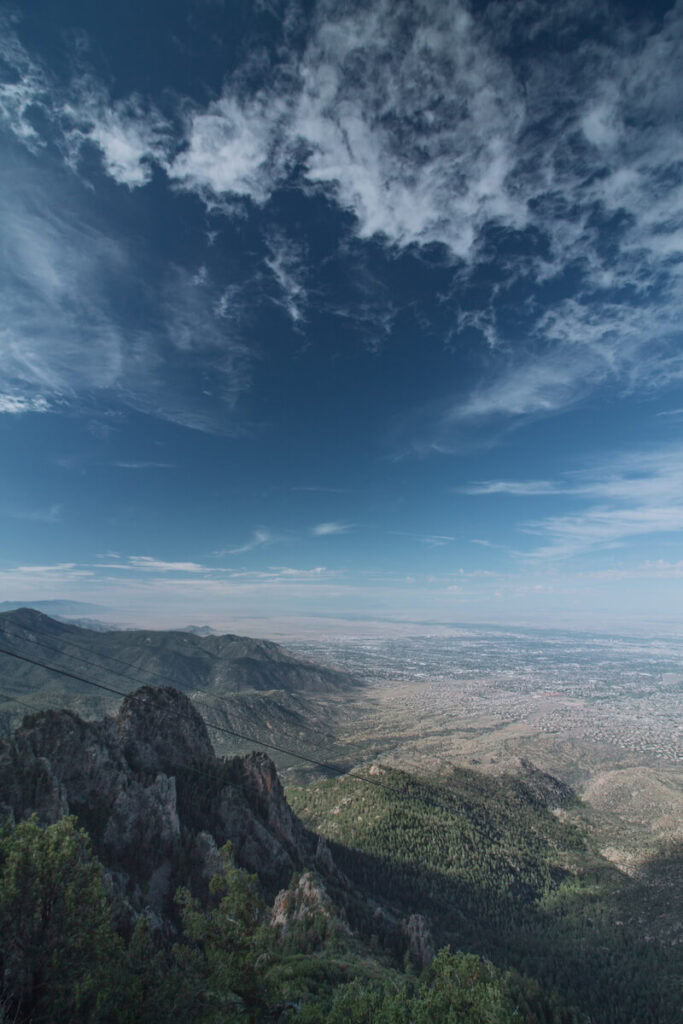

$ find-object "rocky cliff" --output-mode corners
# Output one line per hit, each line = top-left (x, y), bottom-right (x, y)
(0, 685), (344, 931)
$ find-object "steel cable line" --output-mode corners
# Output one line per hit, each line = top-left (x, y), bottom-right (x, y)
(0, 624), (503, 841)
(0, 642), (491, 825)
(0, 621), (370, 764)
(0, 624), (341, 763)
(0, 689), (47, 715)
(0, 687), (246, 814)
(0, 623), (502, 830)
(0, 688), (468, 907)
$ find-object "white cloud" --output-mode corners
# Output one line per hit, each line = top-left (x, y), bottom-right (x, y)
(291, 0), (527, 257)
(217, 529), (272, 555)
(112, 462), (174, 469)
(463, 480), (559, 496)
(265, 229), (308, 325)
(126, 557), (209, 573)
(471, 443), (683, 558)
(312, 522), (351, 536)
(167, 90), (291, 203)
(17, 562), (77, 572)
(62, 84), (171, 187)
(0, 164), (252, 433)
(0, 393), (50, 414)
(0, 20), (49, 149)
(523, 506), (683, 560)
(468, 446), (683, 506)
(0, 176), (128, 399)
(265, 565), (330, 577)
(3, 1), (683, 440)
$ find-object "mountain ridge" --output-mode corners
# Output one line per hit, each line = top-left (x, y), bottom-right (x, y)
(0, 608), (359, 700)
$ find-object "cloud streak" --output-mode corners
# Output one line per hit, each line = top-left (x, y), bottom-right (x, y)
(0, 159), (253, 432)
(217, 529), (273, 555)
(312, 522), (351, 536)
(468, 444), (683, 559)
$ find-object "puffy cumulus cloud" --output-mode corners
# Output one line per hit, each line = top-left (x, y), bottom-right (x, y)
(0, 24), (170, 187)
(167, 91), (292, 203)
(62, 84), (171, 188)
(156, 0), (526, 258)
(291, 0), (527, 257)
(3, 2), (683, 275)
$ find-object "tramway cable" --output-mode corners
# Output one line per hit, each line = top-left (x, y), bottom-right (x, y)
(0, 642), (493, 828)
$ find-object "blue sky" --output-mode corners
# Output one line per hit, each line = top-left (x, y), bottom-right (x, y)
(2, 0), (683, 630)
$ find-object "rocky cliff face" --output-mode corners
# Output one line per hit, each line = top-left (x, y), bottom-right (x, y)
(0, 686), (338, 930)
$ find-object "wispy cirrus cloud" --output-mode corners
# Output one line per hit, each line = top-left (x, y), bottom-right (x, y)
(216, 529), (273, 555)
(311, 522), (351, 536)
(523, 507), (683, 561)
(264, 229), (309, 325)
(15, 504), (63, 524)
(468, 444), (683, 559)
(112, 461), (175, 469)
(463, 480), (560, 496)
(0, 160), (253, 432)
(16, 562), (86, 574)
(126, 557), (209, 573)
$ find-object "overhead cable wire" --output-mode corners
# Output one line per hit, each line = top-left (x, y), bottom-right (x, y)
(0, 622), (368, 763)
(0, 624), (349, 764)
(0, 642), (485, 823)
(0, 623), (493, 814)
(0, 623), (496, 814)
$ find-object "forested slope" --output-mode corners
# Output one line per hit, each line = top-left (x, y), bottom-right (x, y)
(288, 765), (682, 1024)
(0, 685), (584, 1024)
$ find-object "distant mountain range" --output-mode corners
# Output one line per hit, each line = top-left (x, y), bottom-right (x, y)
(0, 599), (111, 616)
(0, 609), (357, 703)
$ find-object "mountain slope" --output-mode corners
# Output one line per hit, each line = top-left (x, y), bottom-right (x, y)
(0, 685), (336, 909)
(0, 608), (358, 707)
(288, 765), (682, 1024)
(0, 687), (587, 1024)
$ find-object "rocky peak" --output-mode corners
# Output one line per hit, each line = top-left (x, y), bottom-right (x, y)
(271, 870), (350, 935)
(0, 685), (327, 928)
(401, 913), (435, 969)
(115, 685), (214, 773)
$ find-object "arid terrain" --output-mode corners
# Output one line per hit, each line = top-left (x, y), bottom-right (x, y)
(278, 628), (682, 943)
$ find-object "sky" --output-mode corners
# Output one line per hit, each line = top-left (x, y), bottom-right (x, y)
(1, 0), (683, 631)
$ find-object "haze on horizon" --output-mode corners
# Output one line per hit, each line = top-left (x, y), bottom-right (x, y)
(2, 0), (683, 633)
